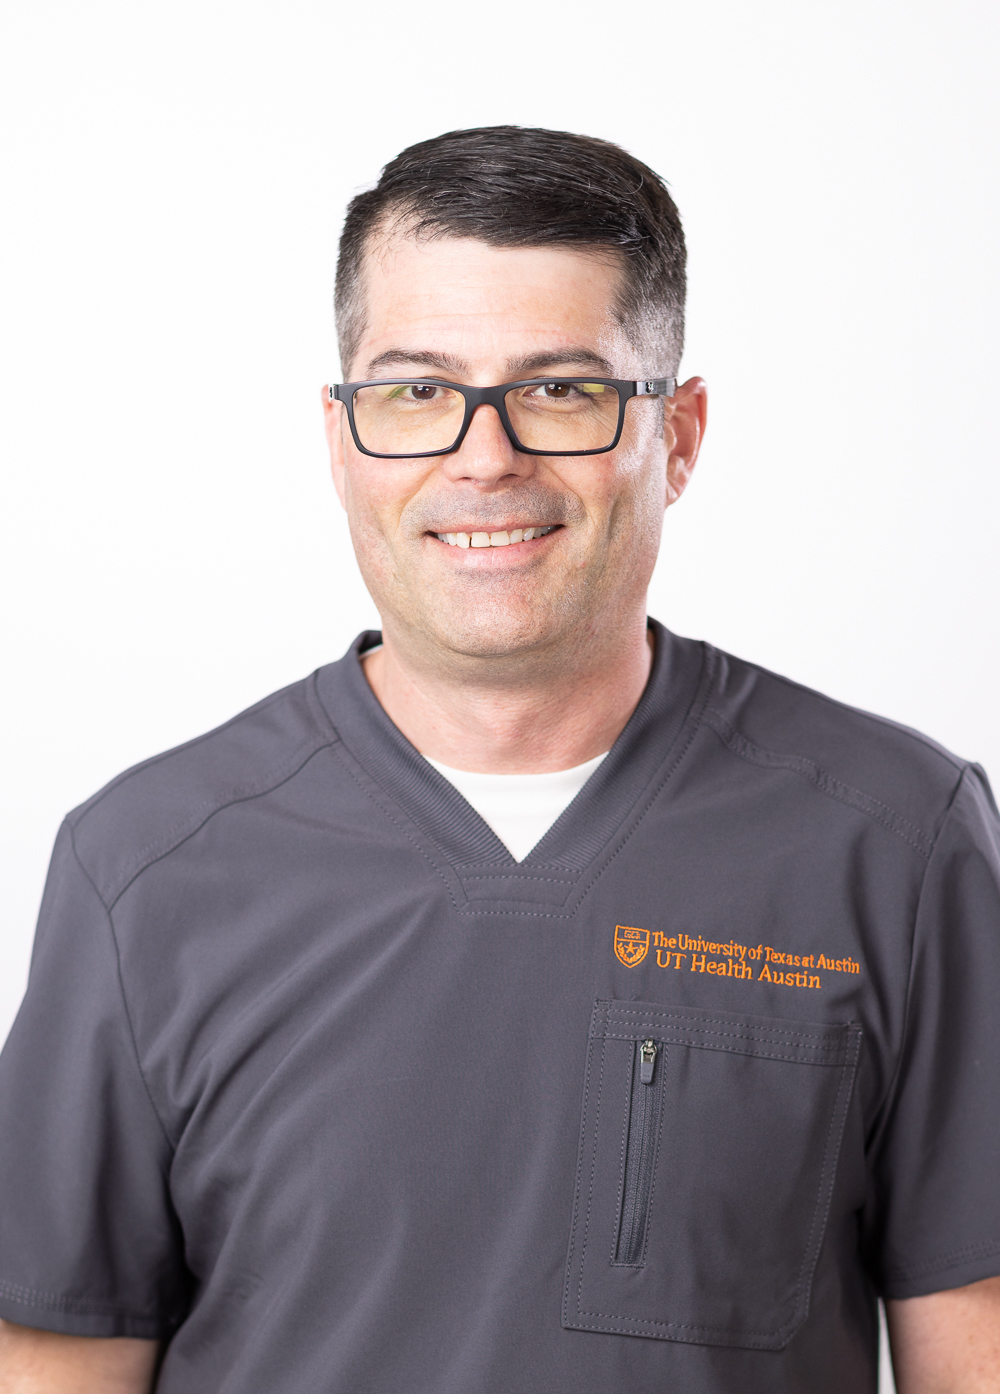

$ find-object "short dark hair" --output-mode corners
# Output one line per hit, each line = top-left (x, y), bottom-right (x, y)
(334, 125), (686, 377)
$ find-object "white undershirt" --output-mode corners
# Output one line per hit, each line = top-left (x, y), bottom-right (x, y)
(423, 752), (608, 861)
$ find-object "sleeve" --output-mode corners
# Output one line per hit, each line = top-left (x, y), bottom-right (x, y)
(0, 821), (189, 1337)
(865, 764), (1000, 1299)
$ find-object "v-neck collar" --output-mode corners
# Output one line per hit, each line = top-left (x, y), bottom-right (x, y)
(314, 620), (711, 916)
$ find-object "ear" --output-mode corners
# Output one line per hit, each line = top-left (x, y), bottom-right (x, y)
(322, 386), (348, 509)
(664, 376), (707, 508)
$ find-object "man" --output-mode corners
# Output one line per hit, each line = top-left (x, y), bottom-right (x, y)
(0, 126), (998, 1394)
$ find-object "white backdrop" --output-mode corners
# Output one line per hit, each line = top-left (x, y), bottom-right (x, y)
(1, 0), (997, 1173)
(2, 6), (996, 1383)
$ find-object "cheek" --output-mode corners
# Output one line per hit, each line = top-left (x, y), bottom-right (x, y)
(341, 492), (402, 599)
(594, 436), (670, 533)
(341, 462), (434, 574)
(627, 420), (670, 513)
(343, 460), (407, 528)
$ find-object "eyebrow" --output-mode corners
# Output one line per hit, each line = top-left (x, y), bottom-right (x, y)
(357, 346), (615, 381)
(362, 349), (469, 378)
(505, 348), (614, 378)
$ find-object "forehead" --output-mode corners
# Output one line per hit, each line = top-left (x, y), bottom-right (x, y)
(353, 233), (628, 375)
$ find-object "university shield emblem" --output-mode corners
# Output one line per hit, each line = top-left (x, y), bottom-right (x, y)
(614, 924), (650, 968)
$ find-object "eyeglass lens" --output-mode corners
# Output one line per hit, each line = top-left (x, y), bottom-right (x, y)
(351, 381), (621, 455)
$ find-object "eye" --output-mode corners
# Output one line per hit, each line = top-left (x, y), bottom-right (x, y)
(521, 381), (580, 401)
(383, 382), (445, 402)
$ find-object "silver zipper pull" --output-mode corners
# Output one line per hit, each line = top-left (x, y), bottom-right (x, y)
(639, 1038), (658, 1085)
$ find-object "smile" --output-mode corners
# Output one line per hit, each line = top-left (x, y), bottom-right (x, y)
(433, 526), (559, 548)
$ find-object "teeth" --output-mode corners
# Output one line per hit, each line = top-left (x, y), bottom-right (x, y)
(436, 526), (555, 547)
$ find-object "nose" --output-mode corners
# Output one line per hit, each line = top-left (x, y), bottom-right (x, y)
(438, 403), (536, 487)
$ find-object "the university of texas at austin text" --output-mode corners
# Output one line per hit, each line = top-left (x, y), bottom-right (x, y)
(613, 925), (861, 990)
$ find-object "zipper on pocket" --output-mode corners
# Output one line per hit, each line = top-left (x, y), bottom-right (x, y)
(614, 1039), (660, 1266)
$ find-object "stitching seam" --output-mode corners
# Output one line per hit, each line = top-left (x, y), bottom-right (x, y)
(573, 1036), (607, 1328)
(637, 1046), (666, 1269)
(787, 1030), (861, 1324)
(863, 766), (971, 1156)
(884, 1235), (1000, 1283)
(0, 1280), (158, 1318)
(609, 1044), (635, 1263)
(562, 1030), (599, 1326)
(604, 1007), (841, 1036)
(72, 686), (304, 823)
(456, 873), (577, 886)
(98, 735), (334, 907)
(603, 1031), (846, 1067)
(331, 748), (465, 915)
(67, 831), (176, 1153)
(453, 645), (717, 918)
(568, 1012), (862, 1341)
(602, 1006), (850, 1044)
(703, 709), (933, 860)
(562, 653), (716, 915)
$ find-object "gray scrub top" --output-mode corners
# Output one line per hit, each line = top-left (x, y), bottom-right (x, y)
(1, 620), (999, 1393)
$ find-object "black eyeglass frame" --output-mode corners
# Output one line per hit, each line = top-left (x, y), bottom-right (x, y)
(327, 376), (678, 459)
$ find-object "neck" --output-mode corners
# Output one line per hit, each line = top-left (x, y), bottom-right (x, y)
(361, 614), (654, 774)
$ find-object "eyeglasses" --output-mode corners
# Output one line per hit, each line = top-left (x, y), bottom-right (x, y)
(327, 377), (677, 459)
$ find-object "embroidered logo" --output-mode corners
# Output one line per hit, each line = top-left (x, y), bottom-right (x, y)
(614, 924), (650, 967)
(611, 926), (863, 991)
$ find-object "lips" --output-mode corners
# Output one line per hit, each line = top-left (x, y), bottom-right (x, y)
(434, 526), (558, 548)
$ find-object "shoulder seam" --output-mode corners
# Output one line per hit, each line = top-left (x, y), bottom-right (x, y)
(703, 707), (939, 860)
(865, 766), (981, 1167)
(66, 828), (177, 1153)
(68, 682), (311, 825)
(96, 734), (337, 910)
(716, 654), (965, 775)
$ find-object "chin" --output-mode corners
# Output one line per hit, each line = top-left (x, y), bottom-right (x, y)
(427, 604), (571, 661)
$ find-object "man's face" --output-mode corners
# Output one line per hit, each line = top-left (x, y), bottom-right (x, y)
(324, 234), (700, 670)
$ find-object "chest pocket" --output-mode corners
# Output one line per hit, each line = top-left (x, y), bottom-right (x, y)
(563, 1000), (861, 1350)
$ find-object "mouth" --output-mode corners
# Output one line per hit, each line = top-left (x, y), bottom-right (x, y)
(432, 525), (560, 549)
